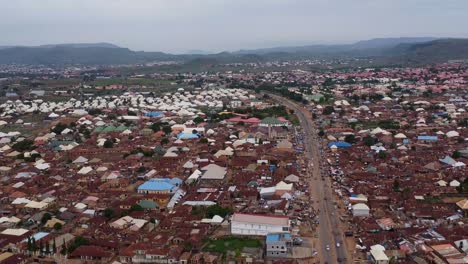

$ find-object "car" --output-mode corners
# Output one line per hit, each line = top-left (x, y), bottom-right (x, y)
(293, 237), (303, 245)
(325, 244), (330, 251)
(336, 242), (340, 247)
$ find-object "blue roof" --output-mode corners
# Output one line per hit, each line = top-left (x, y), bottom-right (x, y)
(177, 133), (200, 139)
(22, 232), (49, 242)
(266, 233), (292, 241)
(327, 141), (352, 148)
(138, 178), (176, 191)
(417, 136), (438, 141)
(145, 111), (164, 117)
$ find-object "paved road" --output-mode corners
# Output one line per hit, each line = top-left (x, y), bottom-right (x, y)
(270, 94), (349, 264)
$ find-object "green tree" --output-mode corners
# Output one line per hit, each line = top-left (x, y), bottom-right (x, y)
(322, 105), (334, 115)
(150, 122), (161, 132)
(53, 223), (62, 231)
(41, 213), (52, 225)
(103, 208), (115, 219)
(318, 130), (325, 137)
(12, 139), (35, 152)
(103, 139), (114, 148)
(27, 237), (33, 252)
(52, 239), (57, 254)
(205, 204), (232, 218)
(160, 138), (169, 145)
(452, 150), (461, 159)
(51, 122), (68, 134)
(60, 239), (67, 255)
(393, 179), (400, 192)
(162, 126), (172, 135)
(45, 241), (50, 254)
(344, 134), (356, 144)
(378, 151), (387, 159)
(199, 138), (209, 144)
(363, 136), (377, 147)
(193, 117), (204, 124)
(130, 204), (144, 212)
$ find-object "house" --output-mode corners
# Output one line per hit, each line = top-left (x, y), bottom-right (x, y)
(200, 164), (227, 180)
(137, 178), (180, 194)
(231, 213), (290, 236)
(70, 245), (112, 262)
(370, 248), (389, 264)
(265, 233), (292, 258)
(352, 203), (370, 217)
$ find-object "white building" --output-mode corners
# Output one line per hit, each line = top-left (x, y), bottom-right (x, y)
(231, 213), (290, 236)
(352, 203), (370, 217)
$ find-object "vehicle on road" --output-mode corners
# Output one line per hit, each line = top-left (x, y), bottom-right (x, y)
(336, 242), (340, 248)
(325, 244), (330, 251)
(293, 237), (303, 245)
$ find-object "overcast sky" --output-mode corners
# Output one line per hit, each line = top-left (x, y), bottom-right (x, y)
(2, 0), (468, 53)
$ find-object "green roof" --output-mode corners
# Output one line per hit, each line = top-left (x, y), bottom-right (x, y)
(139, 200), (158, 209)
(93, 127), (104, 133)
(115, 125), (128, 131)
(260, 117), (287, 125)
(102, 125), (117, 132)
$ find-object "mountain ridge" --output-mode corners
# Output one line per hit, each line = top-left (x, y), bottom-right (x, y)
(0, 38), (467, 66)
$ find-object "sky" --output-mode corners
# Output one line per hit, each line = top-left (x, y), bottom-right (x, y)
(1, 0), (468, 53)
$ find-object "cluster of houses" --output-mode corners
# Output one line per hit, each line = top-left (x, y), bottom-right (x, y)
(0, 87), (316, 263)
(313, 85), (467, 263)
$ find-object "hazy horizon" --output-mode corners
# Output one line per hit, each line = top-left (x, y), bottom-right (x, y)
(2, 0), (468, 53)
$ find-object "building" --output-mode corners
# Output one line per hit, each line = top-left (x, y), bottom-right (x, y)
(137, 178), (181, 194)
(370, 248), (389, 264)
(231, 213), (290, 236)
(352, 203), (370, 217)
(266, 233), (292, 258)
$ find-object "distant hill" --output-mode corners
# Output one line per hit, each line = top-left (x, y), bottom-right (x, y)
(350, 37), (438, 50)
(386, 38), (468, 63)
(0, 38), (467, 66)
(37, 42), (121, 49)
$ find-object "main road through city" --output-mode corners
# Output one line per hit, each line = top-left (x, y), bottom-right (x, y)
(270, 94), (349, 264)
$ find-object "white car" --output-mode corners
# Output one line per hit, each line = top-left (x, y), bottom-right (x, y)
(336, 242), (340, 248)
(326, 245), (330, 251)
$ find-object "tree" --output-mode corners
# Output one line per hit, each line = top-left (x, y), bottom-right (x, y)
(318, 130), (325, 137)
(160, 138), (169, 145)
(103, 139), (114, 148)
(129, 204), (144, 212)
(52, 239), (57, 254)
(452, 150), (461, 159)
(27, 237), (33, 252)
(67, 236), (89, 254)
(378, 151), (387, 159)
(53, 222), (62, 231)
(32, 237), (37, 253)
(41, 213), (52, 225)
(150, 122), (161, 132)
(205, 204), (232, 218)
(322, 105), (334, 115)
(162, 126), (172, 135)
(103, 208), (115, 219)
(363, 136), (377, 147)
(51, 122), (68, 134)
(193, 117), (204, 124)
(12, 139), (35, 152)
(199, 138), (208, 144)
(393, 179), (400, 192)
(39, 240), (44, 255)
(45, 241), (50, 255)
(344, 134), (356, 144)
(60, 238), (67, 255)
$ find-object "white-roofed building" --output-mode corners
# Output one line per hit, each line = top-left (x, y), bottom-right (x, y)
(231, 213), (290, 236)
